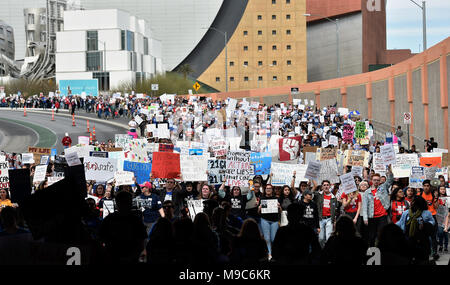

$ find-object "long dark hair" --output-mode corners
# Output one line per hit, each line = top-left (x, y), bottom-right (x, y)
(238, 218), (264, 241)
(390, 187), (405, 202)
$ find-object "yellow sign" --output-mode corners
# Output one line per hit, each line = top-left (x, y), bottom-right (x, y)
(193, 82), (201, 91)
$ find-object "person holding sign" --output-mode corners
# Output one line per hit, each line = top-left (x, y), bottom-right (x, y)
(99, 187), (115, 218)
(135, 181), (164, 234)
(361, 165), (393, 247)
(218, 184), (254, 224)
(257, 184), (281, 258)
(313, 180), (339, 247)
(340, 190), (362, 226)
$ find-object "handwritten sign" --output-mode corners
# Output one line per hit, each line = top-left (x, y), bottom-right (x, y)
(158, 144), (174, 153)
(33, 165), (47, 183)
(372, 153), (387, 176)
(318, 159), (339, 184)
(208, 159), (226, 185)
(343, 125), (354, 144)
(151, 152), (180, 179)
(83, 157), (117, 182)
(210, 138), (227, 157)
(21, 153), (35, 164)
(225, 151), (252, 187)
(305, 161), (321, 181)
(344, 150), (369, 167)
(340, 172), (358, 194)
(114, 171), (135, 186)
(271, 163), (308, 186)
(180, 155), (208, 181)
(0, 161), (10, 189)
(354, 121), (366, 139)
(78, 136), (90, 146)
(317, 148), (337, 161)
(380, 144), (396, 166)
(392, 154), (419, 178)
(115, 134), (132, 148)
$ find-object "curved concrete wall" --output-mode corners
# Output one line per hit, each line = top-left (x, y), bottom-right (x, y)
(190, 37), (450, 150)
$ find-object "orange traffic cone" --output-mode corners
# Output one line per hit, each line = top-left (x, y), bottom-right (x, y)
(72, 113), (76, 126)
(51, 108), (55, 121)
(89, 131), (93, 144)
(24, 106), (27, 117)
(87, 120), (90, 133)
(93, 125), (96, 140)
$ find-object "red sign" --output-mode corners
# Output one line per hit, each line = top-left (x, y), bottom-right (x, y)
(158, 144), (174, 153)
(151, 152), (181, 179)
(279, 136), (302, 161)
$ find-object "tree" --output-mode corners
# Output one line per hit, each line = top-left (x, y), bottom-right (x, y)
(178, 64), (194, 80)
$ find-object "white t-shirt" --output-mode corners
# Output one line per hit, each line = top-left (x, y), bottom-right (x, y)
(128, 120), (137, 130)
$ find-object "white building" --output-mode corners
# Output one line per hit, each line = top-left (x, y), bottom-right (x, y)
(55, 9), (163, 90)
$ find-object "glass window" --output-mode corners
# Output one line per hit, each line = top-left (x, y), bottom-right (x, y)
(287, 45), (291, 50)
(127, 30), (134, 51)
(258, 76), (263, 81)
(243, 61), (248, 66)
(258, 46), (262, 51)
(258, 30), (262, 35)
(272, 61), (277, 66)
(272, 30), (276, 35)
(121, 30), (126, 50)
(272, 0), (276, 4)
(144, 37), (149, 55)
(244, 76), (249, 81)
(257, 15), (262, 20)
(243, 46), (248, 51)
(93, 72), (109, 91)
(40, 14), (46, 25)
(272, 15), (276, 20)
(272, 45), (277, 50)
(40, 32), (46, 42)
(230, 77), (235, 82)
(286, 30), (291, 35)
(28, 14), (35, 25)
(287, 76), (292, 81)
(243, 30), (248, 36)
(286, 14), (291, 20)
(230, 61), (234, 66)
(258, 61), (263, 66)
(273, 76), (277, 81)
(27, 31), (34, 42)
(216, 77), (220, 82)
(87, 31), (98, 51)
(286, 0), (290, 4)
(86, 51), (102, 71)
(287, 60), (292, 65)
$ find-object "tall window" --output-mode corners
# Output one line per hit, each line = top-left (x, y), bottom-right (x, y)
(243, 46), (248, 51)
(121, 30), (125, 50)
(258, 30), (262, 35)
(144, 37), (149, 55)
(257, 15), (262, 20)
(27, 31), (34, 41)
(286, 14), (291, 20)
(40, 14), (46, 25)
(127, 30), (134, 51)
(28, 14), (35, 25)
(86, 51), (102, 71)
(87, 31), (98, 51)
(258, 61), (263, 66)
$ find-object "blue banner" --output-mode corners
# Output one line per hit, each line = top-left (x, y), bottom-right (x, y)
(250, 151), (272, 175)
(123, 161), (152, 185)
(59, 79), (99, 97)
(189, 149), (203, 156)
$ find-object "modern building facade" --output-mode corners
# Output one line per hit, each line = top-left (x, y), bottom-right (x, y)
(55, 9), (163, 90)
(0, 20), (15, 76)
(305, 0), (415, 82)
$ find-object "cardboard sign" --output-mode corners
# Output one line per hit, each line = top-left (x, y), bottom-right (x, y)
(318, 159), (339, 184)
(114, 171), (135, 186)
(351, 166), (364, 178)
(208, 159), (226, 185)
(0, 161), (10, 189)
(123, 161), (152, 185)
(225, 151), (252, 187)
(344, 150), (369, 167)
(151, 152), (180, 179)
(329, 135), (338, 147)
(134, 115), (143, 125)
(33, 165), (48, 183)
(317, 148), (337, 161)
(340, 172), (358, 194)
(83, 157), (117, 182)
(305, 161), (321, 181)
(180, 155), (208, 181)
(27, 146), (51, 164)
(21, 153), (35, 164)
(187, 200), (204, 221)
(250, 151), (272, 176)
(279, 136), (302, 161)
(40, 156), (50, 165)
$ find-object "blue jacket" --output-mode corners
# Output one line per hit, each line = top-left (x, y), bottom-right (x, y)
(395, 209), (435, 232)
(362, 172), (393, 222)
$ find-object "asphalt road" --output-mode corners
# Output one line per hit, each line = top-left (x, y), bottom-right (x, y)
(0, 109), (128, 154)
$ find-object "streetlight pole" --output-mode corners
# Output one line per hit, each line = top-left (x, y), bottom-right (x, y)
(202, 27), (228, 92)
(304, 14), (340, 78)
(410, 0), (427, 51)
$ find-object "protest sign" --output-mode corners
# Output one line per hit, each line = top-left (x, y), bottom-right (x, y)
(250, 152), (272, 176)
(409, 166), (425, 188)
(151, 152), (181, 179)
(0, 161), (9, 189)
(380, 144), (396, 166)
(27, 146), (52, 164)
(65, 145), (94, 158)
(279, 137), (301, 161)
(208, 159), (226, 185)
(123, 161), (152, 185)
(83, 157), (117, 182)
(340, 173), (358, 194)
(305, 161), (321, 181)
(115, 134), (132, 148)
(65, 151), (82, 166)
(261, 199), (279, 214)
(134, 115), (143, 125)
(251, 135), (268, 153)
(180, 155), (208, 181)
(318, 159), (340, 184)
(21, 153), (35, 164)
(89, 151), (109, 158)
(424, 167), (438, 180)
(343, 125), (354, 144)
(344, 150), (369, 167)
(329, 135), (338, 147)
(420, 153), (442, 168)
(187, 200), (204, 221)
(47, 176), (64, 186)
(392, 154), (419, 178)
(351, 166), (363, 178)
(271, 163), (308, 186)
(225, 151), (252, 187)
(33, 165), (47, 183)
(157, 123), (170, 139)
(102, 200), (115, 219)
(210, 138), (227, 157)
(114, 171), (135, 186)
(317, 148), (337, 161)
(188, 149), (203, 156)
(158, 144), (174, 153)
(372, 153), (387, 176)
(40, 156), (49, 165)
(78, 136), (90, 146)
(354, 121), (366, 139)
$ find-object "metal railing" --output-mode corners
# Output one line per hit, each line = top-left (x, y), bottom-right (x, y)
(370, 119), (428, 151)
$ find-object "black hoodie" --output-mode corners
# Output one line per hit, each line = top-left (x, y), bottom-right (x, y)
(299, 199), (320, 230)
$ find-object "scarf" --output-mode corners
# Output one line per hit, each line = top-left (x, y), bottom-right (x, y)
(406, 209), (423, 238)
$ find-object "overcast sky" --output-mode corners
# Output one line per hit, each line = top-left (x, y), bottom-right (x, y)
(386, 0), (450, 53)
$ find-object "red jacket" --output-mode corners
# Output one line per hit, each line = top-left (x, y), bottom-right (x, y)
(62, 136), (72, 146)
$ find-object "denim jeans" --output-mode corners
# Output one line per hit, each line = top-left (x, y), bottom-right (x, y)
(437, 226), (448, 248)
(319, 217), (333, 247)
(260, 218), (279, 255)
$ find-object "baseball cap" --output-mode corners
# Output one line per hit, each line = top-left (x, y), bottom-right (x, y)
(140, 181), (152, 189)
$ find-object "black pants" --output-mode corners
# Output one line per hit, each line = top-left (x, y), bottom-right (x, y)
(431, 215), (438, 255)
(368, 215), (388, 247)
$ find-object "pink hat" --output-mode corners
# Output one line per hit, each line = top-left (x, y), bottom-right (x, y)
(139, 181), (152, 189)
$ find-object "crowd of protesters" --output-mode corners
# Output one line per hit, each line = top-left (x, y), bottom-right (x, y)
(0, 93), (449, 266)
